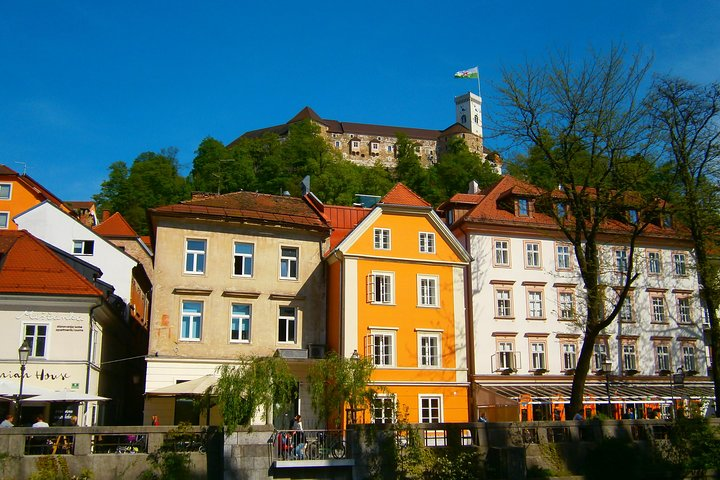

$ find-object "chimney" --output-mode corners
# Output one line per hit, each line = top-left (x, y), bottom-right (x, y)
(468, 180), (480, 194)
(102, 210), (111, 221)
(301, 176), (311, 196)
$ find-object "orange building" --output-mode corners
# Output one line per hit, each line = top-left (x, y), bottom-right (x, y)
(0, 164), (70, 230)
(316, 184), (472, 424)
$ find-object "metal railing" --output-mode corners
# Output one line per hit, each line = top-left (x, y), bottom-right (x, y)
(269, 429), (349, 462)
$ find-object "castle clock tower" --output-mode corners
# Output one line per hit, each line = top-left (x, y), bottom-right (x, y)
(454, 92), (483, 137)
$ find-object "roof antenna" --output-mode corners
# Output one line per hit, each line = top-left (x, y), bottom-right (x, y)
(15, 162), (27, 175)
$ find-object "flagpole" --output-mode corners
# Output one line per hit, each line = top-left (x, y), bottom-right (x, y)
(476, 66), (481, 98)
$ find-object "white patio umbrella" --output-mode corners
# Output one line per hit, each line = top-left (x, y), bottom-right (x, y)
(0, 381), (54, 397)
(23, 391), (109, 403)
(146, 374), (218, 396)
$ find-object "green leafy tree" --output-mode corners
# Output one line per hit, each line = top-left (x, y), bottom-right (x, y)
(307, 351), (377, 428)
(650, 77), (720, 415)
(498, 46), (660, 417)
(207, 356), (297, 433)
(394, 133), (428, 196)
(94, 161), (131, 217)
(359, 161), (394, 197)
(429, 136), (501, 203)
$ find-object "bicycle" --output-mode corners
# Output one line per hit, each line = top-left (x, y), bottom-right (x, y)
(305, 432), (346, 459)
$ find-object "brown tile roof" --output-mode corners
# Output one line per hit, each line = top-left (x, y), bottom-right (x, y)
(380, 183), (431, 208)
(322, 205), (371, 250)
(93, 212), (138, 238)
(448, 193), (484, 204)
(150, 191), (330, 231)
(0, 230), (103, 296)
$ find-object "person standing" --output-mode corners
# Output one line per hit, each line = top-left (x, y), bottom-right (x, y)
(32, 415), (49, 428)
(291, 415), (305, 459)
(0, 414), (14, 428)
(151, 415), (160, 426)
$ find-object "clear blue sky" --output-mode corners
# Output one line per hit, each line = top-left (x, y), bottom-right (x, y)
(2, 1), (719, 201)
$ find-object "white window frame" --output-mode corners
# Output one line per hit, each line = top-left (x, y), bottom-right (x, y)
(495, 287), (513, 318)
(651, 296), (666, 323)
(230, 304), (251, 343)
(493, 239), (510, 267)
(374, 228), (391, 250)
(279, 246), (298, 280)
(524, 241), (541, 269)
(615, 248), (628, 273)
(673, 252), (687, 276)
(622, 343), (637, 372)
(278, 306), (297, 343)
(562, 342), (577, 371)
(682, 344), (697, 372)
(180, 300), (203, 341)
(527, 289), (544, 319)
(184, 239), (207, 275)
(647, 250), (662, 275)
(619, 296), (634, 322)
(372, 394), (397, 424)
(368, 271), (394, 305)
(593, 341), (608, 371)
(368, 330), (396, 367)
(418, 395), (443, 423)
(497, 340), (515, 370)
(558, 290), (574, 320)
(677, 297), (692, 324)
(556, 243), (571, 271)
(417, 275), (439, 307)
(529, 341), (546, 371)
(73, 239), (94, 255)
(0, 183), (11, 200)
(418, 332), (441, 368)
(233, 242), (254, 277)
(0, 212), (8, 229)
(656, 344), (671, 372)
(24, 323), (49, 358)
(419, 232), (436, 254)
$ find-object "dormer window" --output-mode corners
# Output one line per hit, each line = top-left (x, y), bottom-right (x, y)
(370, 142), (379, 152)
(557, 203), (566, 218)
(351, 140), (360, 151)
(663, 214), (673, 228)
(518, 198), (529, 217)
(628, 209), (638, 223)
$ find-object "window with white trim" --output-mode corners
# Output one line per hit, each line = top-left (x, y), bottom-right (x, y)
(619, 296), (634, 322)
(682, 344), (697, 372)
(622, 343), (637, 371)
(651, 296), (666, 323)
(280, 247), (298, 280)
(556, 244), (571, 270)
(230, 304), (251, 342)
(374, 228), (391, 250)
(558, 291), (574, 320)
(648, 251), (661, 275)
(419, 332), (441, 367)
(0, 212), (8, 229)
(673, 253), (687, 275)
(233, 242), (254, 277)
(184, 239), (206, 274)
(419, 395), (442, 423)
(615, 249), (628, 273)
(530, 342), (546, 370)
(527, 289), (544, 319)
(656, 344), (671, 372)
(495, 288), (513, 318)
(24, 324), (48, 358)
(0, 183), (11, 200)
(494, 239), (510, 267)
(73, 240), (95, 255)
(180, 301), (203, 341)
(593, 341), (608, 371)
(418, 275), (439, 307)
(278, 306), (297, 343)
(497, 341), (515, 370)
(419, 232), (436, 254)
(372, 395), (396, 424)
(368, 331), (395, 367)
(562, 343), (577, 370)
(518, 198), (529, 216)
(677, 297), (692, 324)
(368, 272), (394, 304)
(525, 242), (541, 268)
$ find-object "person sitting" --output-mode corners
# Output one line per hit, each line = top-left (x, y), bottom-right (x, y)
(0, 414), (14, 428)
(478, 412), (488, 423)
(573, 412), (584, 421)
(32, 415), (49, 428)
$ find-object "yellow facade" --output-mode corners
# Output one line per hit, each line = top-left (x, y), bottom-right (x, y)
(327, 196), (471, 424)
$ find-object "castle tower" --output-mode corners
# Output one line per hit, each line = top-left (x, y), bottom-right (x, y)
(454, 92), (483, 137)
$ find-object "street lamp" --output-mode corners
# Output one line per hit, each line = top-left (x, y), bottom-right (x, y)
(601, 359), (613, 418)
(347, 350), (360, 424)
(17, 340), (30, 425)
(671, 367), (685, 419)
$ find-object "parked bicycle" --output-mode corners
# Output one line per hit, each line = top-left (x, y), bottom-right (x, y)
(305, 431), (346, 459)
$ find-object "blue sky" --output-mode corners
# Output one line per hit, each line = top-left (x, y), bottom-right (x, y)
(1, 1), (719, 201)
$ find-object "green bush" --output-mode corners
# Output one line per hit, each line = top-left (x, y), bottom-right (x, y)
(29, 456), (92, 480)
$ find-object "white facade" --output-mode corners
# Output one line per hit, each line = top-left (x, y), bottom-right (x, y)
(455, 92), (483, 137)
(14, 201), (137, 302)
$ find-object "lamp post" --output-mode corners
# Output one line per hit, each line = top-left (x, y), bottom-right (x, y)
(671, 366), (685, 419)
(17, 340), (30, 425)
(601, 359), (613, 418)
(347, 350), (360, 425)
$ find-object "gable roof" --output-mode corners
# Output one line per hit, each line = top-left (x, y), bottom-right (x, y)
(0, 164), (68, 211)
(380, 183), (431, 208)
(322, 205), (372, 250)
(149, 191), (331, 233)
(93, 212), (139, 238)
(0, 230), (103, 297)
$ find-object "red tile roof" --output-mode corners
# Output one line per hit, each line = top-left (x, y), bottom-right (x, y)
(0, 230), (103, 296)
(0, 164), (67, 210)
(322, 205), (372, 249)
(380, 183), (431, 207)
(150, 191), (330, 231)
(93, 212), (138, 238)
